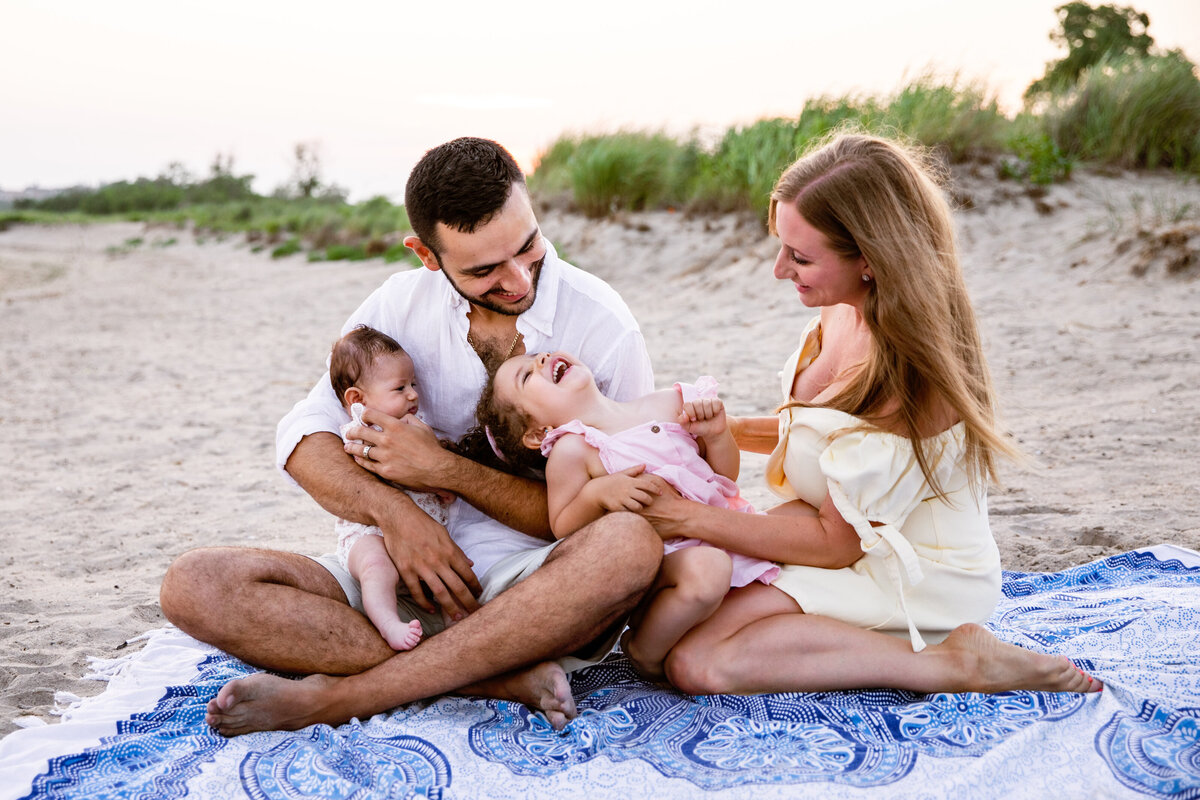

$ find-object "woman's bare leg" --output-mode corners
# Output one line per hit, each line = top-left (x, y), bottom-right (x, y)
(666, 584), (1101, 696)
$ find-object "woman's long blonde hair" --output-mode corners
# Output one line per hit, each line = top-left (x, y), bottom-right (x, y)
(770, 131), (1015, 495)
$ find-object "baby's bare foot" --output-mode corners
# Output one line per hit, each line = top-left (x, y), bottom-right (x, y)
(380, 619), (423, 651)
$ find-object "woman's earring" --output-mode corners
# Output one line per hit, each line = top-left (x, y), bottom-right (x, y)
(862, 273), (872, 282)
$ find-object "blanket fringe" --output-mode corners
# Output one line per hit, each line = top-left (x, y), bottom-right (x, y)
(51, 692), (85, 718)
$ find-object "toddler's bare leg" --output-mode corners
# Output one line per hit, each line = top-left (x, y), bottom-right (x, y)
(624, 548), (733, 681)
(348, 536), (423, 651)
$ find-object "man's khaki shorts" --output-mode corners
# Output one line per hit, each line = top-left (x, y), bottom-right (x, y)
(312, 538), (623, 673)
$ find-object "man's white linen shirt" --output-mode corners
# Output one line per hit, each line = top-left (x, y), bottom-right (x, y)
(276, 241), (655, 576)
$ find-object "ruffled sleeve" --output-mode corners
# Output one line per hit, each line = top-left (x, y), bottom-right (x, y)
(777, 316), (822, 403)
(541, 419), (605, 456)
(818, 425), (965, 651)
(674, 376), (719, 404)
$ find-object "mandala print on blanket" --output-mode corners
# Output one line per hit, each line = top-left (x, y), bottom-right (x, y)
(241, 726), (451, 800)
(468, 657), (1084, 790)
(11, 550), (1200, 799)
(23, 653), (250, 800)
(22, 651), (453, 800)
(1098, 702), (1200, 799)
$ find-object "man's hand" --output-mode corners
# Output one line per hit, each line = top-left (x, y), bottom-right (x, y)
(584, 465), (661, 512)
(346, 407), (455, 493)
(376, 492), (482, 618)
(677, 393), (728, 440)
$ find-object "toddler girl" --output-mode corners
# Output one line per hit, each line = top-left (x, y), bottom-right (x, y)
(475, 350), (777, 679)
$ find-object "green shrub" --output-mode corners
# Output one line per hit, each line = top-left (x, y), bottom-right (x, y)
(1044, 51), (1200, 172)
(880, 73), (1008, 161)
(271, 238), (303, 259)
(323, 244), (368, 261)
(690, 118), (804, 214)
(528, 136), (578, 195)
(383, 243), (421, 265)
(565, 132), (693, 217)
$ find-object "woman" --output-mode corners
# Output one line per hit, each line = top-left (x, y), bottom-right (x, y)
(637, 132), (1099, 696)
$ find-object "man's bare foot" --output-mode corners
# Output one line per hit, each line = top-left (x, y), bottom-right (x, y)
(937, 623), (1102, 694)
(378, 618), (423, 651)
(206, 673), (345, 736)
(465, 662), (577, 730)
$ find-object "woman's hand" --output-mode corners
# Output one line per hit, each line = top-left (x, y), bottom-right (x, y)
(631, 475), (697, 540)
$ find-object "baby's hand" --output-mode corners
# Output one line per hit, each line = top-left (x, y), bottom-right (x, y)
(677, 395), (727, 440)
(589, 465), (659, 512)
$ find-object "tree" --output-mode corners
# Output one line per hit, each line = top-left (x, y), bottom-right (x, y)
(289, 141), (323, 199)
(1025, 2), (1154, 99)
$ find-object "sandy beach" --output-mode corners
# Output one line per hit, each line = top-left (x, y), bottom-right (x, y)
(1, 166), (1198, 735)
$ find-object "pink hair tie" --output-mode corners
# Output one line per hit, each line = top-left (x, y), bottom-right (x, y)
(485, 425), (509, 464)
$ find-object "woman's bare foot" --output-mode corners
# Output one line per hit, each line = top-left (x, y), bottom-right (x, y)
(464, 662), (577, 730)
(206, 673), (345, 736)
(938, 623), (1102, 694)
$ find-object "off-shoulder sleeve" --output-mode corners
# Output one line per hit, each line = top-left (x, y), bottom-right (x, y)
(818, 427), (963, 651)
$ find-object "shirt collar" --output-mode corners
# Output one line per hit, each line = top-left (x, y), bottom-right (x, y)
(521, 239), (560, 338)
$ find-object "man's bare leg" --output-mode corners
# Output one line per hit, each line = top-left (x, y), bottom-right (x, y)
(205, 512), (661, 735)
(161, 547), (397, 674)
(460, 663), (578, 730)
(162, 546), (583, 726)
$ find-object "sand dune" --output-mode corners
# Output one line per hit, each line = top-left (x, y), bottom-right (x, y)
(1, 167), (1197, 733)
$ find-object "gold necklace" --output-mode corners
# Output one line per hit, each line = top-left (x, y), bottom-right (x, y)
(467, 329), (522, 362)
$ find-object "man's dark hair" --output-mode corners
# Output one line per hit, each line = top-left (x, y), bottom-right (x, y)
(404, 137), (526, 262)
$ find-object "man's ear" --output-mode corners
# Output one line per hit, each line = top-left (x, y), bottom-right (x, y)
(403, 235), (441, 272)
(344, 387), (364, 408)
(522, 426), (552, 451)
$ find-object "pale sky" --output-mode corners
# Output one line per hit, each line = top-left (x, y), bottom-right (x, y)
(3, 0), (1199, 200)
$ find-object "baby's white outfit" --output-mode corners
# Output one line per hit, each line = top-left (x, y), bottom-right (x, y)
(336, 402), (451, 568)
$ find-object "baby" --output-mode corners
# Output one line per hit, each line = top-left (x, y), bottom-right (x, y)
(329, 325), (452, 650)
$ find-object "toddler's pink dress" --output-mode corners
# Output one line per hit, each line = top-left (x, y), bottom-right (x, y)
(541, 377), (779, 587)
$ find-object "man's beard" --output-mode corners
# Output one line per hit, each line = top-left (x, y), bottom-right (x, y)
(443, 256), (544, 316)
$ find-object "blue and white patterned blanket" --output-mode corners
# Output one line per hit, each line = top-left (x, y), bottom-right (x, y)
(3, 546), (1200, 799)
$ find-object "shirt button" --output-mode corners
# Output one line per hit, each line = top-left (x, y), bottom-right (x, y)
(650, 425), (660, 433)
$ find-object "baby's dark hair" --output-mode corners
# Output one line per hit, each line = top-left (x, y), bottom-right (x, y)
(456, 360), (548, 477)
(329, 325), (407, 406)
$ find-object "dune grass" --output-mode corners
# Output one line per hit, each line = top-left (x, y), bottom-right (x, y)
(12, 61), (1200, 246)
(530, 64), (1199, 220)
(1042, 52), (1200, 172)
(531, 74), (1046, 219)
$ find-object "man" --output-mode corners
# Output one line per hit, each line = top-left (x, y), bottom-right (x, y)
(160, 138), (663, 734)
